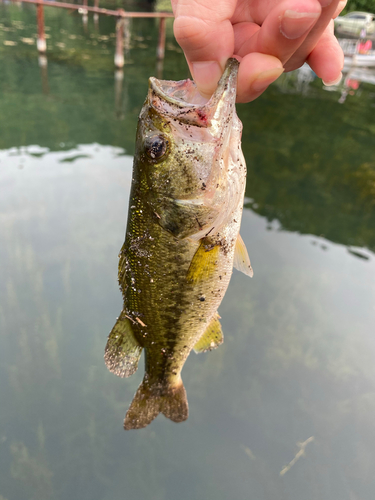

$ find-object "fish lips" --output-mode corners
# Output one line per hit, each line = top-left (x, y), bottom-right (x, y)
(147, 58), (239, 133)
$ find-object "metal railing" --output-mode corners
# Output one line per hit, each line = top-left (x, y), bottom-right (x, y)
(9, 0), (174, 67)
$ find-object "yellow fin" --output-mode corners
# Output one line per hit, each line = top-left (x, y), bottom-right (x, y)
(186, 239), (220, 284)
(194, 313), (223, 353)
(233, 234), (253, 277)
(104, 311), (143, 378)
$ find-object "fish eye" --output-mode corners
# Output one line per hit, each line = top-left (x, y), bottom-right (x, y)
(144, 134), (169, 161)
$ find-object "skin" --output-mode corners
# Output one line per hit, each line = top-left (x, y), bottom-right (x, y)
(171, 0), (347, 102)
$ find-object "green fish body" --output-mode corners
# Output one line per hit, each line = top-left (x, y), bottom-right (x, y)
(105, 58), (253, 429)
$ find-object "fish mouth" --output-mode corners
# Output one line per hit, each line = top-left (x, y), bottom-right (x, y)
(148, 58), (239, 128)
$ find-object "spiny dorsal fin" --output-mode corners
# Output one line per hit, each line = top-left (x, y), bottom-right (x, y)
(186, 239), (220, 284)
(233, 234), (253, 277)
(104, 311), (142, 378)
(194, 313), (223, 353)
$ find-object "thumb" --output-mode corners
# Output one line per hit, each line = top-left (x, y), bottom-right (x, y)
(172, 1), (236, 98)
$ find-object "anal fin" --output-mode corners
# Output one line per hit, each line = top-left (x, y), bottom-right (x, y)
(233, 234), (253, 277)
(104, 311), (142, 378)
(194, 313), (223, 353)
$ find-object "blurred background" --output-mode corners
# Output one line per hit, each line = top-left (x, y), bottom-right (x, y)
(1, 1), (375, 499)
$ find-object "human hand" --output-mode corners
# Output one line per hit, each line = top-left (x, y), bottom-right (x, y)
(172, 0), (346, 102)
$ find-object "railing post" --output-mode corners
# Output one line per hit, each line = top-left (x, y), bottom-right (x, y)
(36, 1), (46, 53)
(115, 12), (125, 68)
(157, 17), (166, 60)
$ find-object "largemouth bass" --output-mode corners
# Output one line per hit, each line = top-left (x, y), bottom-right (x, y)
(104, 58), (253, 430)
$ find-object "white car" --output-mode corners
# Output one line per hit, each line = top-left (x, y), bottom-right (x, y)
(334, 11), (375, 35)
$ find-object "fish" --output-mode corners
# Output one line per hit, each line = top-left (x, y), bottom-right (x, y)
(104, 58), (253, 430)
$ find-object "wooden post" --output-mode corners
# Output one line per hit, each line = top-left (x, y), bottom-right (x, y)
(39, 55), (49, 94)
(80, 0), (88, 28)
(82, 2), (88, 27)
(157, 17), (166, 60)
(114, 69), (124, 120)
(82, 11), (88, 27)
(123, 17), (130, 52)
(155, 58), (163, 79)
(36, 1), (46, 53)
(93, 0), (99, 25)
(115, 15), (125, 68)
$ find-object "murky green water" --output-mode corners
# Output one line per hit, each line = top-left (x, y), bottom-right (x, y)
(1, 4), (375, 500)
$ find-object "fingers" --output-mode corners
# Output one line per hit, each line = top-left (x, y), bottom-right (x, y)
(307, 22), (344, 84)
(284, 0), (342, 71)
(172, 0), (237, 98)
(173, 17), (234, 98)
(236, 0), (344, 93)
(236, 53), (284, 103)
(333, 0), (347, 19)
(232, 0), (324, 101)
(234, 0), (322, 64)
(173, 0), (345, 102)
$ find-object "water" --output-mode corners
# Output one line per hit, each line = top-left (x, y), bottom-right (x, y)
(1, 4), (375, 500)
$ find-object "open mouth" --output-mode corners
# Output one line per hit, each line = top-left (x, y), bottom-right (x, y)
(148, 58), (239, 127)
(150, 78), (208, 107)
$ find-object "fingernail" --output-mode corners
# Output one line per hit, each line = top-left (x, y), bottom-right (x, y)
(280, 10), (320, 39)
(322, 72), (342, 86)
(191, 61), (223, 96)
(251, 67), (284, 92)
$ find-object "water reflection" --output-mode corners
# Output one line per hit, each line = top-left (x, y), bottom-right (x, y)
(1, 145), (375, 500)
(240, 63), (375, 254)
(276, 60), (375, 102)
(275, 33), (375, 104)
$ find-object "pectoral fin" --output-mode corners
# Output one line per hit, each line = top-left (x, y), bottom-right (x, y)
(194, 313), (223, 353)
(186, 239), (220, 284)
(104, 311), (143, 378)
(233, 234), (253, 277)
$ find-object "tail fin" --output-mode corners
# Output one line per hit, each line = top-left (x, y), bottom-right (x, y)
(124, 377), (189, 430)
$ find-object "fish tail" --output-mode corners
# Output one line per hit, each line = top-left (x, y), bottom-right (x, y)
(124, 377), (188, 430)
